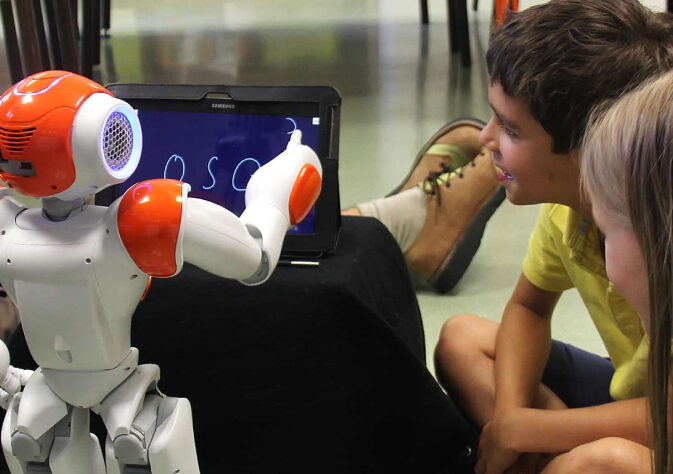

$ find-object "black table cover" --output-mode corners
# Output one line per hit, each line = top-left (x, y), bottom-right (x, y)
(4, 217), (477, 473)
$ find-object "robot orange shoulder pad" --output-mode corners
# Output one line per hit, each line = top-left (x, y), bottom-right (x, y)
(117, 179), (189, 278)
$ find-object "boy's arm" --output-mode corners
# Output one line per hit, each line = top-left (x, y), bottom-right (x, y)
(480, 274), (649, 473)
(493, 275), (650, 449)
(476, 273), (560, 474)
(493, 273), (560, 416)
(478, 398), (648, 474)
(497, 398), (648, 453)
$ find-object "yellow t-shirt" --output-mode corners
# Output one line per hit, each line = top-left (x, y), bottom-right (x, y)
(522, 203), (648, 400)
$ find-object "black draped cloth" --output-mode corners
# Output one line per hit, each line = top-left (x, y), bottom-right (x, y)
(3, 217), (477, 473)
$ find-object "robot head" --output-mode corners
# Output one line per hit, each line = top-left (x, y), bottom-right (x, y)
(0, 70), (142, 200)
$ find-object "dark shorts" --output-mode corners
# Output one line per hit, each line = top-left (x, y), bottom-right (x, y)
(541, 339), (615, 408)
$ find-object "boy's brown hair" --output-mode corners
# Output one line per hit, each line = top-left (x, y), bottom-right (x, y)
(486, 0), (673, 154)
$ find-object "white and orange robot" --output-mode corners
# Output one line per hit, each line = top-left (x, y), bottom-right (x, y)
(0, 70), (322, 474)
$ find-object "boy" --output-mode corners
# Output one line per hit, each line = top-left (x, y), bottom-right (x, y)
(429, 1), (673, 472)
(345, 0), (673, 471)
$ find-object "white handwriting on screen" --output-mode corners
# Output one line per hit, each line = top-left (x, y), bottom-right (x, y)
(162, 117), (298, 191)
(163, 154), (261, 192)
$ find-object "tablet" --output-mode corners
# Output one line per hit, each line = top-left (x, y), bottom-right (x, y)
(99, 83), (342, 258)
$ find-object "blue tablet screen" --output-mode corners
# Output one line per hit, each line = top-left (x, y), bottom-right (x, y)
(120, 108), (321, 235)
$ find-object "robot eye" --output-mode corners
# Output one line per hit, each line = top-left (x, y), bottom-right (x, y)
(102, 111), (134, 172)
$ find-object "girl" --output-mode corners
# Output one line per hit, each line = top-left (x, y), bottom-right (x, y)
(581, 69), (673, 473)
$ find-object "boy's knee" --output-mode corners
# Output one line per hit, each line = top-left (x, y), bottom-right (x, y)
(556, 438), (646, 474)
(435, 313), (484, 361)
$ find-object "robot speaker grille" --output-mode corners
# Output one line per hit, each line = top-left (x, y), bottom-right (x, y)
(103, 111), (134, 171)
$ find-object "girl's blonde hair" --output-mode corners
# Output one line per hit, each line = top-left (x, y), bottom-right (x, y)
(582, 69), (673, 474)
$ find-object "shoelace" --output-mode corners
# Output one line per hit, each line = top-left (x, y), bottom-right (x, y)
(420, 159), (478, 205)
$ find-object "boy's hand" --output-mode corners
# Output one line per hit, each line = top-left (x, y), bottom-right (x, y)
(475, 414), (521, 474)
(503, 453), (545, 474)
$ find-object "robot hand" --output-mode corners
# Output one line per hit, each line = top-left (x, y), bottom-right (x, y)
(0, 340), (32, 410)
(239, 130), (322, 284)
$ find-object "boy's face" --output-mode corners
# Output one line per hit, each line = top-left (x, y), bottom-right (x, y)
(480, 82), (581, 209)
(591, 201), (650, 332)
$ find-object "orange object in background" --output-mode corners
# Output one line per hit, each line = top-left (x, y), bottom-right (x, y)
(494, 0), (519, 29)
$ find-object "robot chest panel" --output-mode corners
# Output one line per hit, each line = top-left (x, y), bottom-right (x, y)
(0, 209), (142, 370)
(0, 215), (102, 284)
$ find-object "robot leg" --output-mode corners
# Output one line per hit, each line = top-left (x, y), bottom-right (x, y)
(148, 397), (199, 474)
(104, 395), (200, 474)
(1, 394), (105, 474)
(48, 407), (106, 474)
(1, 394), (33, 474)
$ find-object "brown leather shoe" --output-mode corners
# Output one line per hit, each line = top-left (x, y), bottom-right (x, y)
(404, 147), (505, 293)
(388, 117), (486, 196)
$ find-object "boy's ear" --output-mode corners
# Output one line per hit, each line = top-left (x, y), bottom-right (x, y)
(569, 149), (581, 165)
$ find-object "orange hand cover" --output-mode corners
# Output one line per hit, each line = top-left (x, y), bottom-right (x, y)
(289, 163), (322, 225)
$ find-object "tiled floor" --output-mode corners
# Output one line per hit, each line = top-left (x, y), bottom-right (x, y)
(0, 0), (665, 373)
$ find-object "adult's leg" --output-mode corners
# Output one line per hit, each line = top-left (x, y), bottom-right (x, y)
(341, 120), (483, 223)
(342, 119), (504, 293)
(342, 187), (427, 252)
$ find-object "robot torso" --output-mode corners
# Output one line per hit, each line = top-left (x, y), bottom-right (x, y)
(0, 196), (149, 373)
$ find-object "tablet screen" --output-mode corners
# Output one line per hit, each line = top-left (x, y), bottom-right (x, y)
(104, 83), (341, 257)
(120, 106), (321, 235)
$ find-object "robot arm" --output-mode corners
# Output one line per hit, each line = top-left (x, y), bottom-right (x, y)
(180, 198), (264, 281)
(115, 132), (321, 284)
(181, 130), (322, 284)
(0, 339), (32, 410)
(239, 130), (322, 283)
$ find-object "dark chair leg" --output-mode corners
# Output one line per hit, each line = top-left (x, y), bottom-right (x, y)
(43, 0), (63, 69)
(101, 0), (111, 34)
(447, 0), (471, 67)
(668, 0), (672, 12)
(80, 0), (93, 78)
(12, 0), (51, 75)
(52, 0), (80, 73)
(447, 0), (458, 53)
(31, 0), (51, 67)
(454, 0), (471, 67)
(0, 0), (24, 82)
(91, 0), (100, 65)
(472, 0), (478, 11)
(80, 0), (104, 76)
(70, 0), (78, 40)
(420, 0), (429, 24)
